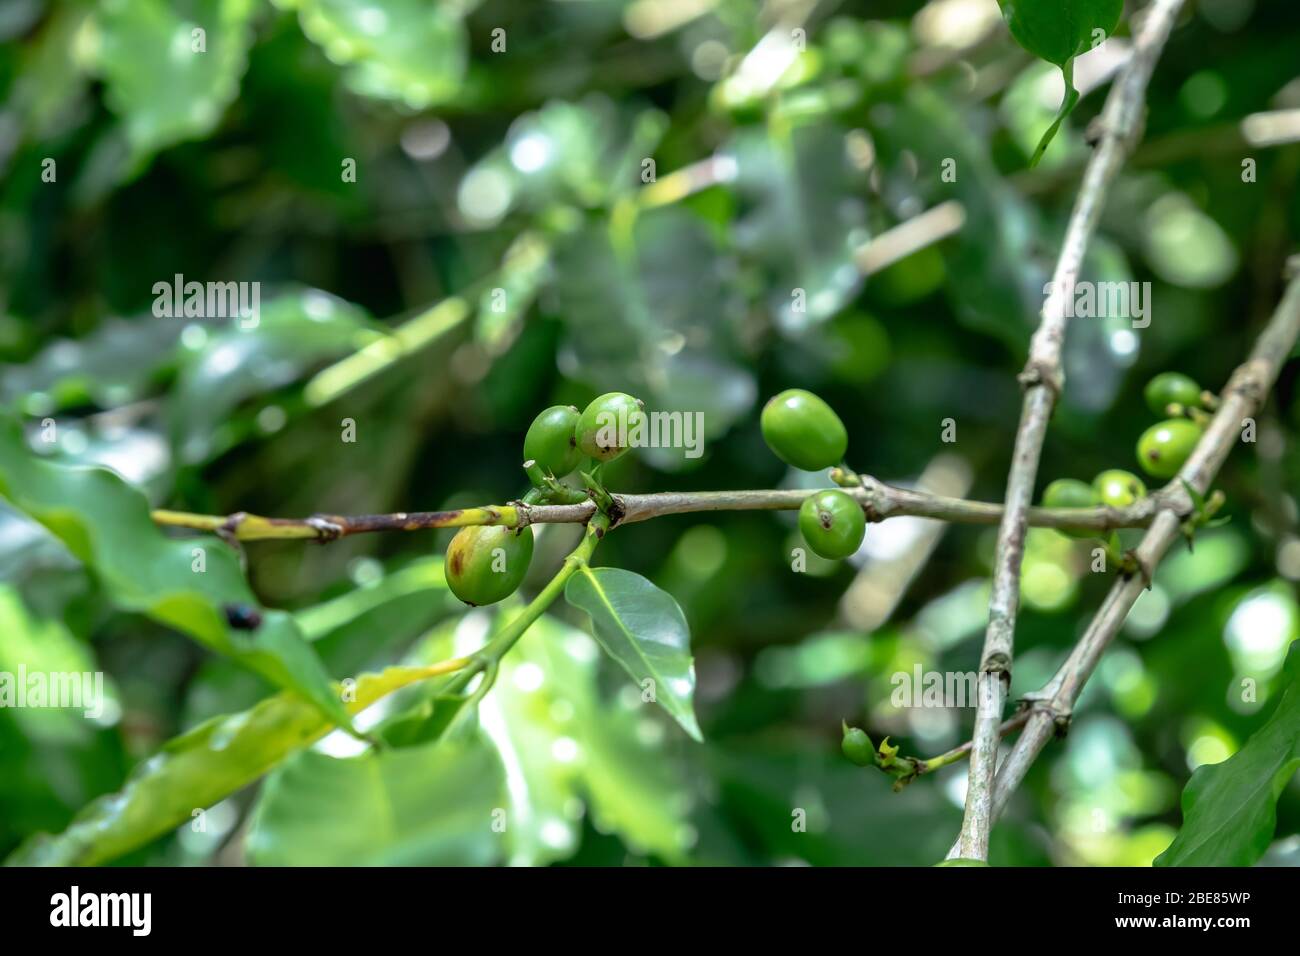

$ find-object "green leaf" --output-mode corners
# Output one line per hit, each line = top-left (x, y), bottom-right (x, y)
(998, 0), (1123, 67)
(996, 1), (1124, 164)
(478, 615), (694, 864)
(277, 0), (467, 109)
(728, 122), (869, 331)
(5, 666), (443, 866)
(93, 0), (258, 167)
(564, 566), (702, 741)
(167, 289), (376, 465)
(871, 86), (1040, 349)
(1155, 642), (1300, 867)
(0, 417), (352, 733)
(247, 739), (504, 865)
(183, 556), (457, 726)
(551, 206), (756, 447)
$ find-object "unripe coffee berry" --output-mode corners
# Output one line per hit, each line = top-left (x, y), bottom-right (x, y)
(1041, 478), (1097, 539)
(841, 724), (875, 767)
(761, 389), (848, 472)
(524, 405), (583, 478)
(445, 525), (534, 606)
(576, 392), (645, 463)
(798, 489), (865, 560)
(1092, 469), (1147, 509)
(1144, 372), (1202, 416)
(1136, 418), (1201, 479)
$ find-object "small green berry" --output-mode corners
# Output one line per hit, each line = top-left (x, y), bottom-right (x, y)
(761, 389), (848, 472)
(1144, 372), (1202, 416)
(841, 724), (875, 767)
(445, 525), (534, 607)
(1092, 469), (1147, 509)
(524, 405), (583, 479)
(1136, 418), (1201, 479)
(799, 489), (866, 560)
(575, 392), (645, 463)
(1041, 478), (1098, 539)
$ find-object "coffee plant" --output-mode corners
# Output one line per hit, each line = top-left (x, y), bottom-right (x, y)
(2, 0), (1300, 872)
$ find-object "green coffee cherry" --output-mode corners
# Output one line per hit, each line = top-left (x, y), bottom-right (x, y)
(1041, 478), (1098, 539)
(761, 389), (848, 471)
(576, 392), (645, 463)
(1137, 418), (1201, 479)
(841, 724), (875, 767)
(1092, 469), (1147, 509)
(798, 489), (865, 560)
(1144, 372), (1202, 415)
(524, 405), (582, 478)
(445, 525), (534, 607)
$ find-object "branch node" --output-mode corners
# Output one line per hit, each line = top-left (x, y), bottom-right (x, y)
(606, 495), (627, 528)
(1016, 359), (1063, 402)
(507, 501), (533, 529)
(305, 515), (346, 543)
(217, 512), (249, 569)
(1119, 548), (1155, 589)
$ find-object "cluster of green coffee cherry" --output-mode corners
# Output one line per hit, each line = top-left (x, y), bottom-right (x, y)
(1040, 372), (1212, 534)
(444, 392), (645, 606)
(761, 389), (867, 561)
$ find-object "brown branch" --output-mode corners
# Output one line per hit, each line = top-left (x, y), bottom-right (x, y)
(985, 266), (1300, 835)
(150, 478), (1172, 542)
(954, 0), (1189, 861)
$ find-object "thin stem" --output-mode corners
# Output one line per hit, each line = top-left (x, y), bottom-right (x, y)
(151, 480), (1170, 542)
(476, 512), (609, 664)
(919, 709), (1032, 774)
(954, 0), (1188, 862)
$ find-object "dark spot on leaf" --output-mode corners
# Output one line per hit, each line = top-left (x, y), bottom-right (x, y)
(223, 603), (262, 631)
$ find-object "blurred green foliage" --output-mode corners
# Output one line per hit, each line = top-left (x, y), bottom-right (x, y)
(2, 0), (1300, 866)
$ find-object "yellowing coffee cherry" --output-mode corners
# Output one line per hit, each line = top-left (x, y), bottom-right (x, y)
(761, 389), (848, 472)
(1092, 469), (1147, 509)
(798, 489), (865, 559)
(576, 392), (645, 463)
(445, 525), (534, 606)
(1136, 418), (1201, 479)
(524, 405), (582, 478)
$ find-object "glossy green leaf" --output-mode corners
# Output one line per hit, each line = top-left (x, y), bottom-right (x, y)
(996, 1), (1123, 163)
(168, 289), (376, 465)
(5, 666), (444, 866)
(565, 566), (702, 741)
(277, 0), (467, 108)
(729, 122), (868, 332)
(0, 417), (352, 732)
(1155, 642), (1300, 867)
(871, 85), (1039, 349)
(0, 318), (185, 414)
(551, 206), (755, 443)
(182, 556), (456, 726)
(998, 0), (1123, 67)
(94, 0), (258, 165)
(478, 615), (694, 863)
(247, 738), (504, 865)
